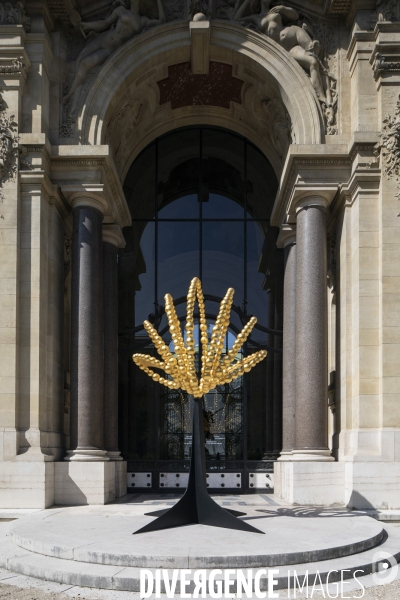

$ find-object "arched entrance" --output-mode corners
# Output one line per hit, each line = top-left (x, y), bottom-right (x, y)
(118, 126), (283, 492)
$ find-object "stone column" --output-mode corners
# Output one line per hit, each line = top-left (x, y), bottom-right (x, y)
(292, 198), (333, 461)
(66, 196), (108, 461)
(103, 226), (125, 461)
(278, 226), (296, 460)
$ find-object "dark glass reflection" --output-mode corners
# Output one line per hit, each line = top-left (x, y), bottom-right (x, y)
(120, 127), (280, 470)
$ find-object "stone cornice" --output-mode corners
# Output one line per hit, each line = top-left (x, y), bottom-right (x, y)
(271, 147), (351, 227)
(346, 31), (375, 74)
(19, 169), (56, 201)
(19, 133), (51, 174)
(370, 24), (400, 83)
(50, 145), (131, 228)
(271, 138), (384, 227)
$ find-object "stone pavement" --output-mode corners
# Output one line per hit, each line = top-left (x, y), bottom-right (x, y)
(0, 496), (398, 599)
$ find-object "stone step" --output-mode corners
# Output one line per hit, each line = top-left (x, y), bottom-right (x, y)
(1, 523), (399, 592)
(8, 507), (385, 568)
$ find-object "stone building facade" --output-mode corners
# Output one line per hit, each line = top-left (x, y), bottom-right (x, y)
(0, 0), (399, 509)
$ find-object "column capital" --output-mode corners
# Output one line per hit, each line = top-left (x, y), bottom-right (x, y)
(277, 224), (296, 249)
(69, 190), (108, 215)
(102, 224), (126, 248)
(289, 184), (338, 217)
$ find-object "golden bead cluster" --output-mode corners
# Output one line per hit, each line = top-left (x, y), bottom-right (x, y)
(132, 278), (267, 398)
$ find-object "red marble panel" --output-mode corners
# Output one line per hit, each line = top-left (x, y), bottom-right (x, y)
(158, 62), (244, 110)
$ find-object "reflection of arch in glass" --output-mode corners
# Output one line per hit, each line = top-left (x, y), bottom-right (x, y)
(119, 126), (283, 469)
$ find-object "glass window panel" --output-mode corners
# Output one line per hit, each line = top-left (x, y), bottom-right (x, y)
(246, 143), (278, 221)
(202, 193), (243, 219)
(134, 221), (156, 327)
(246, 221), (267, 344)
(129, 333), (155, 460)
(158, 221), (200, 304)
(247, 359), (267, 460)
(158, 129), (200, 218)
(158, 194), (199, 219)
(123, 143), (156, 220)
(202, 220), (244, 306)
(202, 129), (245, 216)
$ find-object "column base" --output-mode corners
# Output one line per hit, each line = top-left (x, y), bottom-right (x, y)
(106, 450), (123, 461)
(55, 461), (115, 505)
(291, 449), (334, 461)
(274, 461), (345, 506)
(277, 451), (293, 461)
(64, 448), (109, 461)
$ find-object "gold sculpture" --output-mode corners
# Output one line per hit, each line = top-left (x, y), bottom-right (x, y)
(132, 277), (267, 397)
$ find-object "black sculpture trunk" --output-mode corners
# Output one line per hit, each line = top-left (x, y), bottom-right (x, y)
(134, 398), (263, 535)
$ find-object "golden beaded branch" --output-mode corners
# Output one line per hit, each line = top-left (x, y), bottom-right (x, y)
(132, 278), (267, 398)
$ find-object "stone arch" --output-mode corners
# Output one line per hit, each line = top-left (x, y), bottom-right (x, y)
(79, 20), (325, 180)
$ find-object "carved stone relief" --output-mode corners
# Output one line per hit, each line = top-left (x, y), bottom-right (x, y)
(373, 0), (400, 23)
(61, 0), (167, 110)
(106, 97), (144, 170)
(254, 96), (292, 160)
(375, 94), (400, 210)
(373, 53), (400, 80)
(0, 91), (18, 201)
(0, 0), (30, 29)
(189, 0), (213, 19)
(217, 0), (339, 134)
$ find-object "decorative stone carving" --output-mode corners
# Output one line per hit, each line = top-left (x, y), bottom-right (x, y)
(163, 0), (185, 20)
(106, 98), (143, 168)
(373, 53), (400, 79)
(0, 0), (30, 29)
(0, 56), (27, 76)
(256, 96), (292, 159)
(189, 0), (213, 19)
(229, 1), (338, 131)
(0, 91), (18, 200)
(373, 0), (400, 23)
(61, 0), (166, 107)
(376, 94), (400, 206)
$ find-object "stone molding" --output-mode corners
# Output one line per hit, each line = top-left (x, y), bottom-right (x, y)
(102, 224), (126, 248)
(271, 150), (352, 227)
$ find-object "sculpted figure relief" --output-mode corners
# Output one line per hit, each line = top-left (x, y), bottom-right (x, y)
(62, 0), (166, 106)
(189, 0), (213, 19)
(233, 0), (334, 106)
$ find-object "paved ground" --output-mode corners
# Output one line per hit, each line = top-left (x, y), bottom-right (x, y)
(0, 499), (397, 599)
(0, 574), (399, 599)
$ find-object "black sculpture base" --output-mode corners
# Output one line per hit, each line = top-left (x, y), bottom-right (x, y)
(134, 399), (263, 535)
